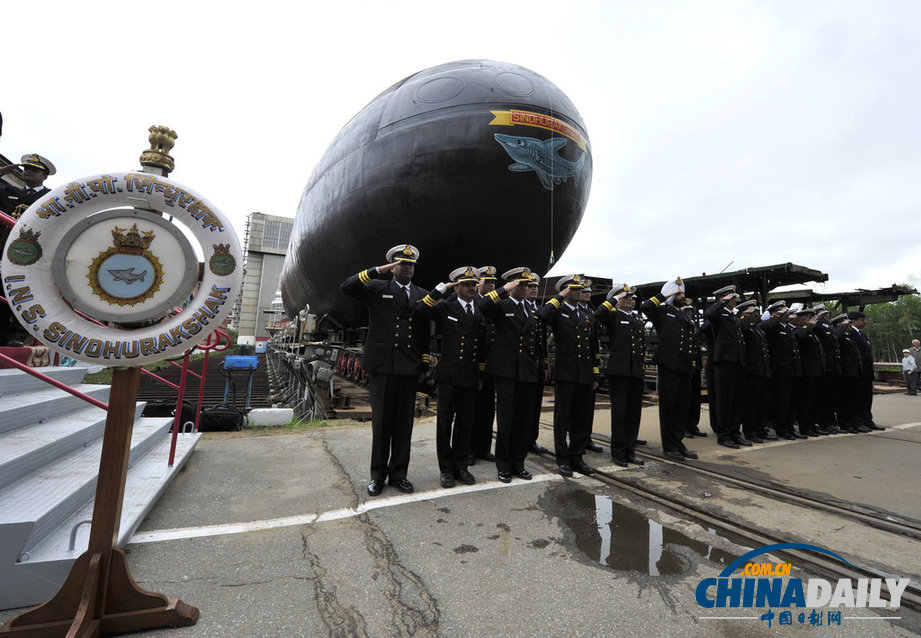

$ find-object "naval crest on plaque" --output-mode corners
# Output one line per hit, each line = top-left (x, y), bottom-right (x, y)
(87, 223), (164, 306)
(6, 227), (43, 266)
(208, 243), (236, 276)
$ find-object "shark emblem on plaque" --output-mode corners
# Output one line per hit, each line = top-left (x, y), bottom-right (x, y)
(87, 223), (163, 306)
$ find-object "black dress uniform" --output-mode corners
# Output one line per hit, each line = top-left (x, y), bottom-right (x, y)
(471, 287), (498, 461)
(761, 304), (803, 439)
(704, 290), (748, 446)
(538, 276), (598, 473)
(813, 310), (842, 433)
(478, 271), (541, 480)
(740, 309), (775, 441)
(595, 288), (646, 464)
(340, 254), (429, 490)
(795, 315), (826, 436)
(420, 271), (485, 484)
(641, 280), (698, 459)
(836, 319), (865, 432)
(849, 318), (879, 430)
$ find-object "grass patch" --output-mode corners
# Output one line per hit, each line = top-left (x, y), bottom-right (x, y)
(282, 416), (334, 431)
(83, 353), (211, 385)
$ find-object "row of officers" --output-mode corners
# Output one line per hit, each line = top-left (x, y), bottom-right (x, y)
(341, 244), (883, 497)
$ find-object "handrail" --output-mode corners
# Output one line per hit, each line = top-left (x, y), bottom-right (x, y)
(0, 352), (109, 411)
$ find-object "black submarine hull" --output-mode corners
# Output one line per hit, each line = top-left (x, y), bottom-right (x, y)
(280, 59), (593, 327)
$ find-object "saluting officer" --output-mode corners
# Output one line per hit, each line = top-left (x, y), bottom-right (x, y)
(683, 304), (707, 439)
(641, 278), (699, 461)
(738, 300), (777, 443)
(538, 275), (599, 477)
(595, 284), (646, 467)
(794, 308), (827, 436)
(812, 305), (843, 434)
(834, 313), (866, 433)
(762, 301), (806, 440)
(470, 266), (499, 464)
(341, 244), (428, 496)
(418, 267), (485, 488)
(478, 267), (542, 483)
(579, 279), (606, 454)
(527, 273), (551, 455)
(705, 285), (751, 449)
(848, 311), (884, 431)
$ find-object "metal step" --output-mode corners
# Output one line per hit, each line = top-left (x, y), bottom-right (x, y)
(0, 384), (111, 435)
(0, 403), (145, 490)
(0, 416), (171, 555)
(0, 431), (200, 610)
(0, 366), (89, 396)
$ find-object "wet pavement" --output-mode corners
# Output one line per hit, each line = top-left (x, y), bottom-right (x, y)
(1, 394), (919, 637)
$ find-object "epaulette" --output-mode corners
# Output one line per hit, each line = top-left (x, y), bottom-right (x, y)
(650, 296), (662, 306)
(547, 297), (561, 308)
(601, 300), (614, 312)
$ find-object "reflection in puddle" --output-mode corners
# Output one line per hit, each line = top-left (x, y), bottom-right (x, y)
(564, 489), (738, 576)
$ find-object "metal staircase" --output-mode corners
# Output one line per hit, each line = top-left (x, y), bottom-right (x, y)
(0, 366), (200, 610)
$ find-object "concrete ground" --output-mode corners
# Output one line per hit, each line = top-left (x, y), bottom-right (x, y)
(2, 394), (919, 637)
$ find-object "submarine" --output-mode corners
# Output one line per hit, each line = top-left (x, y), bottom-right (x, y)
(280, 59), (593, 328)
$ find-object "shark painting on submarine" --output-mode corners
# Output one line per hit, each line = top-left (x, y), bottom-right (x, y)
(494, 133), (586, 190)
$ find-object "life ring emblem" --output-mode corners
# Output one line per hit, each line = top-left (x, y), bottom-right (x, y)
(1, 171), (243, 366)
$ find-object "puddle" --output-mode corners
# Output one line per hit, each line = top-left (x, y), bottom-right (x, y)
(554, 487), (739, 576)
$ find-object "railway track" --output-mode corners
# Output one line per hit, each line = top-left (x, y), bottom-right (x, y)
(530, 422), (921, 615)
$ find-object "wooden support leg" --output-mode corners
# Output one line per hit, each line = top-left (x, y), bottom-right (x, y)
(0, 368), (199, 637)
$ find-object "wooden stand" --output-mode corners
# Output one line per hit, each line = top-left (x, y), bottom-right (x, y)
(0, 367), (198, 637)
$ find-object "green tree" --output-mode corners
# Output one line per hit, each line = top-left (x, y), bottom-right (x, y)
(865, 292), (921, 361)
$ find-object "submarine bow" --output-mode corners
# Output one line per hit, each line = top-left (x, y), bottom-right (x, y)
(280, 59), (593, 326)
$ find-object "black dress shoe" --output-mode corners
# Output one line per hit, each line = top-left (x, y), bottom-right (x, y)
(388, 478), (414, 493)
(826, 425), (842, 434)
(586, 442), (604, 453)
(627, 456), (645, 466)
(477, 452), (496, 462)
(367, 480), (384, 496)
(778, 432), (796, 440)
(573, 461), (596, 475)
(731, 434), (753, 447)
(745, 434), (764, 444)
(558, 464), (574, 477)
(761, 430), (779, 441)
(529, 443), (549, 454)
(865, 423), (885, 431)
(611, 458), (628, 468)
(792, 432), (808, 439)
(853, 425), (871, 433)
(468, 455), (476, 466)
(814, 427), (831, 435)
(635, 438), (648, 446)
(440, 472), (455, 488)
(664, 450), (685, 461)
(497, 472), (512, 483)
(679, 447), (698, 460)
(455, 469), (476, 485)
(686, 428), (708, 438)
(717, 438), (740, 449)
(513, 469), (533, 480)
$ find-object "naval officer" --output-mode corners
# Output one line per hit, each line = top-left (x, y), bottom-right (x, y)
(640, 278), (699, 461)
(595, 284), (646, 467)
(704, 285), (751, 448)
(470, 266), (499, 464)
(538, 275), (598, 477)
(418, 267), (485, 488)
(478, 267), (541, 483)
(340, 244), (428, 496)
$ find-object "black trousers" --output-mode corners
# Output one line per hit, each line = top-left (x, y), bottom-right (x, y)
(610, 375), (644, 461)
(657, 367), (691, 453)
(530, 376), (546, 445)
(796, 376), (820, 433)
(552, 379), (593, 465)
(367, 372), (417, 482)
(770, 374), (794, 434)
(856, 375), (875, 426)
(705, 363), (718, 434)
(816, 375), (836, 428)
(494, 376), (537, 473)
(436, 383), (476, 473)
(712, 362), (744, 439)
(836, 375), (861, 428)
(471, 374), (496, 456)
(741, 373), (770, 436)
(687, 368), (702, 430)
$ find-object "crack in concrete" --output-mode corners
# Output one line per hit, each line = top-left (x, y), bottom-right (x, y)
(301, 526), (369, 638)
(359, 514), (440, 637)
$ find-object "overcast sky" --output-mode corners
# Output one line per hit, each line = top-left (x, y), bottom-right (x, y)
(3, 0), (919, 296)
